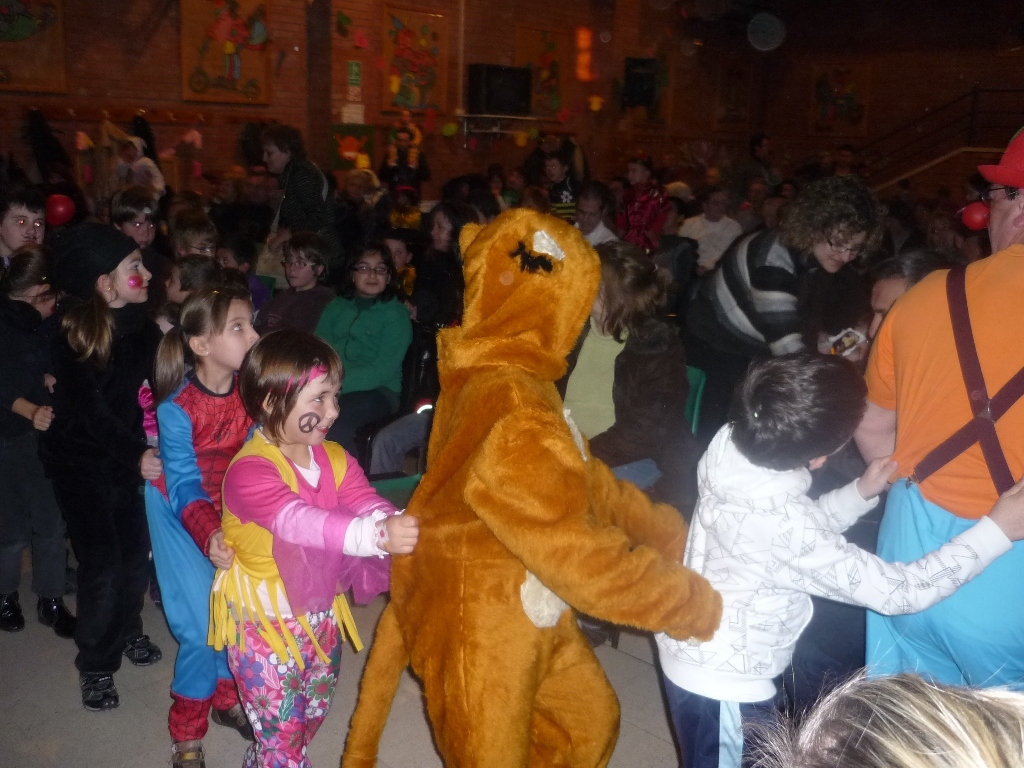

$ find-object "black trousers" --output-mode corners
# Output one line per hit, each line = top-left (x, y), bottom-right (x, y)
(52, 471), (150, 674)
(0, 431), (66, 599)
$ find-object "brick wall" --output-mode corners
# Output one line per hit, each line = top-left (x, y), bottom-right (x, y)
(1, 0), (1013, 201)
(0, 0), (308, 183)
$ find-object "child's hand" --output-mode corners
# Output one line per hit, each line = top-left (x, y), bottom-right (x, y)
(139, 448), (163, 481)
(208, 530), (235, 570)
(383, 515), (419, 555)
(988, 477), (1024, 541)
(32, 405), (54, 432)
(856, 456), (898, 499)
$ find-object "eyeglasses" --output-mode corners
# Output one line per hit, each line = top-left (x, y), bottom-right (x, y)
(129, 221), (155, 230)
(352, 264), (390, 276)
(981, 186), (1020, 204)
(282, 259), (312, 269)
(825, 236), (865, 258)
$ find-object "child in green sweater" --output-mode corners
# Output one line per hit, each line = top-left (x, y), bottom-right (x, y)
(315, 242), (412, 453)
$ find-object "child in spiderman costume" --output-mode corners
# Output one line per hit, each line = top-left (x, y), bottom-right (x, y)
(144, 284), (260, 768)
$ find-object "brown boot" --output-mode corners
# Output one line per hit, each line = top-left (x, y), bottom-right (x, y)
(211, 703), (256, 741)
(172, 740), (206, 768)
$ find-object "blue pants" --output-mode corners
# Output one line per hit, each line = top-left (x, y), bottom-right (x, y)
(866, 480), (1024, 688)
(144, 484), (231, 699)
(612, 458), (662, 490)
(663, 677), (779, 768)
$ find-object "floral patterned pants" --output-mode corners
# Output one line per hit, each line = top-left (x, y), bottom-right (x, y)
(227, 611), (342, 768)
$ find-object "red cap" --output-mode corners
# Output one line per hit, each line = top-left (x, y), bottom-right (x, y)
(979, 128), (1024, 187)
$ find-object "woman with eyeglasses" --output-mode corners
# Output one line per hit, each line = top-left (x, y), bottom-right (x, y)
(684, 174), (883, 444)
(316, 242), (412, 452)
(254, 232), (336, 336)
(0, 244), (77, 639)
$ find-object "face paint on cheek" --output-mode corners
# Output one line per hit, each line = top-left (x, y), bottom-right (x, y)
(127, 275), (144, 289)
(297, 412), (321, 434)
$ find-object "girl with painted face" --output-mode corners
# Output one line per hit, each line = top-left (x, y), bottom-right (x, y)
(42, 222), (162, 712)
(210, 330), (418, 768)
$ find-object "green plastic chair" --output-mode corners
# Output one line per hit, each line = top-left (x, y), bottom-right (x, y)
(370, 473), (422, 509)
(685, 366), (706, 436)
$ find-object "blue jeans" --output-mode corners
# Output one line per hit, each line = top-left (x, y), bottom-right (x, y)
(663, 677), (780, 768)
(867, 480), (1024, 688)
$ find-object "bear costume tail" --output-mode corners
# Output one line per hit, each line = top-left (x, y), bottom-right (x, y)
(342, 604), (409, 768)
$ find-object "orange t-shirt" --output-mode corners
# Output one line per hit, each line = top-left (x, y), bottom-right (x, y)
(865, 245), (1024, 519)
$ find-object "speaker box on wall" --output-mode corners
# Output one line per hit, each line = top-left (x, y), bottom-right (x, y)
(622, 57), (657, 108)
(467, 64), (532, 116)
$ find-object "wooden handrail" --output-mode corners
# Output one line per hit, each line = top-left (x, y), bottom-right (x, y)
(872, 146), (1004, 194)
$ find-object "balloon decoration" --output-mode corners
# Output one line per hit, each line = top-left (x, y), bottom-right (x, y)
(960, 201), (990, 231)
(556, 108), (570, 123)
(441, 122), (459, 138)
(588, 96), (604, 112)
(467, 137), (478, 150)
(45, 194), (75, 227)
(514, 132), (529, 147)
(527, 127), (539, 140)
(424, 107), (437, 134)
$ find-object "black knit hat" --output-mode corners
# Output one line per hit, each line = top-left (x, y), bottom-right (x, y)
(53, 222), (139, 299)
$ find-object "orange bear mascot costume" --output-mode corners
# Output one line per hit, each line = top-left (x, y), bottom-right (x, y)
(343, 209), (722, 768)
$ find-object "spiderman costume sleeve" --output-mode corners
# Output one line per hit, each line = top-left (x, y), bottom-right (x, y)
(157, 399), (221, 554)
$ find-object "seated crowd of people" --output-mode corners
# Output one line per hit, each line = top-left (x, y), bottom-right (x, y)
(2, 119), (1023, 768)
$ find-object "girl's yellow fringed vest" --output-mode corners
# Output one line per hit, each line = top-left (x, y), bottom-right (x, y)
(209, 430), (362, 669)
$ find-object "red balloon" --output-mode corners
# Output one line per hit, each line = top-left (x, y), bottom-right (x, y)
(46, 194), (76, 227)
(961, 201), (990, 231)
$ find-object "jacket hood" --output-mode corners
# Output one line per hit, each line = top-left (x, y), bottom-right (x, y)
(698, 425), (812, 508)
(438, 208), (600, 382)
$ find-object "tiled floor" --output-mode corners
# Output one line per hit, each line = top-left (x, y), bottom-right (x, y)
(0, 591), (682, 767)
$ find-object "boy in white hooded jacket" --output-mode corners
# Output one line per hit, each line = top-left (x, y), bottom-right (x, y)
(658, 353), (1024, 768)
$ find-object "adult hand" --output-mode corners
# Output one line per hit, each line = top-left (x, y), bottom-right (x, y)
(139, 448), (163, 481)
(383, 515), (419, 555)
(856, 456), (898, 499)
(207, 530), (236, 570)
(32, 405), (54, 432)
(988, 477), (1024, 541)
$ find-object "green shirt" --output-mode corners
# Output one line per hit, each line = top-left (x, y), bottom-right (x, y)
(563, 319), (625, 439)
(315, 296), (412, 395)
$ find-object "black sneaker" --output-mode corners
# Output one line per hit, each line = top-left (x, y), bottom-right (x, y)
(81, 673), (119, 711)
(123, 634), (162, 666)
(0, 592), (25, 632)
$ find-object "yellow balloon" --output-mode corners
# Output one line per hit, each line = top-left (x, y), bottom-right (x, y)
(515, 132), (528, 147)
(389, 75), (400, 94)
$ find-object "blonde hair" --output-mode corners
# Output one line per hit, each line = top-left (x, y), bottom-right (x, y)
(752, 674), (1024, 768)
(62, 292), (114, 368)
(153, 284), (252, 403)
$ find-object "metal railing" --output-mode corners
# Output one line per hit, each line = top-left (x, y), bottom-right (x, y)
(860, 87), (1024, 186)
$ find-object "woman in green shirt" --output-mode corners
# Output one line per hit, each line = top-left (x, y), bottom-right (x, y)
(316, 243), (412, 452)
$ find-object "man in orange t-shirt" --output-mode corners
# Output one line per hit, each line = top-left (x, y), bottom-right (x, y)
(856, 132), (1024, 688)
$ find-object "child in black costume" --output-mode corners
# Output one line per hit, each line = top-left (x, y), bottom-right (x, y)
(42, 223), (164, 712)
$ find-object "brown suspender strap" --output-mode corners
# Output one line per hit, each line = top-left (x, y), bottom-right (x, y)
(912, 266), (1024, 495)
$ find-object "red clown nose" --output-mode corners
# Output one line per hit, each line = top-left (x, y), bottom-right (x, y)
(960, 201), (990, 231)
(46, 194), (76, 227)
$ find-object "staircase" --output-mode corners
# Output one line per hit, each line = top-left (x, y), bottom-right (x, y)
(860, 87), (1024, 195)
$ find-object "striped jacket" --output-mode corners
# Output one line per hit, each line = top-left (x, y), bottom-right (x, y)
(687, 229), (807, 357)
